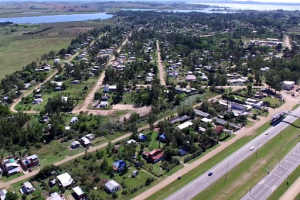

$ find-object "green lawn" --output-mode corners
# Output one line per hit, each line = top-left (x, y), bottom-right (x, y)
(292, 104), (300, 111)
(0, 35), (72, 80)
(192, 119), (300, 200)
(148, 131), (160, 151)
(146, 121), (271, 200)
(263, 97), (283, 108)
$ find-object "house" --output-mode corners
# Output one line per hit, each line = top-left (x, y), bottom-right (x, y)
(132, 170), (139, 177)
(61, 96), (68, 102)
(215, 125), (224, 134)
(86, 134), (95, 141)
(35, 94), (42, 98)
(70, 117), (78, 124)
(105, 180), (120, 193)
(72, 186), (85, 198)
(178, 148), (188, 156)
(282, 81), (295, 90)
(201, 118), (212, 123)
(72, 80), (79, 84)
(169, 115), (190, 124)
(231, 103), (250, 112)
(194, 109), (210, 118)
(214, 118), (228, 126)
(112, 160), (127, 172)
(71, 141), (80, 149)
(185, 75), (197, 82)
(138, 133), (147, 141)
(44, 66), (51, 71)
(159, 134), (167, 143)
(20, 181), (35, 194)
(54, 59), (60, 64)
(0, 190), (7, 200)
(101, 94), (110, 101)
(57, 173), (74, 187)
(127, 139), (136, 145)
(100, 101), (108, 107)
(81, 137), (91, 147)
(2, 159), (20, 175)
(20, 154), (39, 170)
(177, 121), (193, 130)
(33, 98), (43, 104)
(46, 193), (63, 200)
(24, 83), (31, 89)
(198, 127), (206, 133)
(143, 149), (164, 163)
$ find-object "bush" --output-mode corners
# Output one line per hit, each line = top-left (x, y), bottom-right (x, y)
(122, 189), (128, 195)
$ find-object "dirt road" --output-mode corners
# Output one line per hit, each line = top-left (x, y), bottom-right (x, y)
(132, 92), (300, 200)
(9, 34), (102, 114)
(279, 177), (300, 200)
(156, 40), (166, 86)
(74, 35), (130, 113)
(285, 35), (292, 50)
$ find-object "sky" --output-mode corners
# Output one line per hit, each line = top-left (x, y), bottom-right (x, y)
(235, 0), (300, 2)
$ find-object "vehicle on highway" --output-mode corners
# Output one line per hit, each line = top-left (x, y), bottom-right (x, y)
(250, 146), (255, 151)
(265, 132), (269, 135)
(208, 172), (213, 176)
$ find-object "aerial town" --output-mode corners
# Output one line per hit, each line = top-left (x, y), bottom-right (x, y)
(1, 1), (300, 200)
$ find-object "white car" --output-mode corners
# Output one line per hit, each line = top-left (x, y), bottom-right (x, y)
(250, 146), (255, 151)
(265, 132), (269, 135)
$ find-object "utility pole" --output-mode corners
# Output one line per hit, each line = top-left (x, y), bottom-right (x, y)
(268, 165), (270, 175)
(287, 174), (289, 185)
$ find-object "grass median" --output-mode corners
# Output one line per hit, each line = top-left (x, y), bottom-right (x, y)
(192, 119), (300, 200)
(146, 121), (270, 200)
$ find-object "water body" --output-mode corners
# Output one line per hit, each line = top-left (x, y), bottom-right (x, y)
(189, 3), (300, 11)
(0, 12), (113, 24)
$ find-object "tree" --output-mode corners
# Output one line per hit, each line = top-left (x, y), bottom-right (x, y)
(5, 191), (18, 200)
(148, 112), (157, 130)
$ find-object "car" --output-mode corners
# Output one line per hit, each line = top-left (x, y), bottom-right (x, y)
(28, 168), (32, 172)
(208, 172), (213, 176)
(265, 132), (269, 135)
(250, 146), (255, 151)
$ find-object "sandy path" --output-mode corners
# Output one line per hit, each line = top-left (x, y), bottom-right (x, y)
(285, 35), (292, 50)
(74, 35), (130, 113)
(132, 92), (299, 200)
(279, 177), (300, 200)
(156, 40), (166, 86)
(9, 34), (101, 114)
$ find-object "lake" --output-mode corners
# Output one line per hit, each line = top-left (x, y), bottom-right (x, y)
(189, 3), (300, 11)
(0, 12), (113, 24)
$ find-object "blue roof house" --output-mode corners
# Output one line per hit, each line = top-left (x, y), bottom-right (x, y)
(178, 149), (188, 156)
(138, 133), (147, 141)
(112, 160), (127, 172)
(159, 134), (167, 143)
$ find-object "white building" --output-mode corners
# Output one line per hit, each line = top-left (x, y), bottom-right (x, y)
(177, 121), (193, 130)
(46, 193), (63, 200)
(0, 190), (7, 200)
(57, 173), (74, 187)
(105, 180), (120, 193)
(282, 81), (295, 90)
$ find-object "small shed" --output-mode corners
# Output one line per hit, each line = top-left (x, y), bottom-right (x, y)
(105, 180), (120, 193)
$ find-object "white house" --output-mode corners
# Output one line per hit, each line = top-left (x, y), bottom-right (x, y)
(71, 141), (80, 149)
(177, 121), (193, 130)
(20, 181), (35, 194)
(46, 193), (63, 200)
(57, 173), (74, 187)
(81, 137), (91, 147)
(282, 81), (295, 90)
(105, 180), (120, 193)
(54, 59), (60, 64)
(127, 139), (136, 145)
(0, 190), (7, 200)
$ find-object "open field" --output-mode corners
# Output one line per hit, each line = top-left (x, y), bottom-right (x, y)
(192, 119), (300, 200)
(0, 19), (116, 80)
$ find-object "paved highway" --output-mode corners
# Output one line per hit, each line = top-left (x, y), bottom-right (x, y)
(241, 143), (300, 200)
(165, 107), (300, 200)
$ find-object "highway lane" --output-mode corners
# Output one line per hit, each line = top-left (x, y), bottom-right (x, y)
(165, 106), (300, 200)
(241, 143), (300, 200)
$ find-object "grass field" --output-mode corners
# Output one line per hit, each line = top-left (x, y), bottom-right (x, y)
(192, 119), (300, 200)
(0, 35), (72, 80)
(146, 121), (270, 200)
